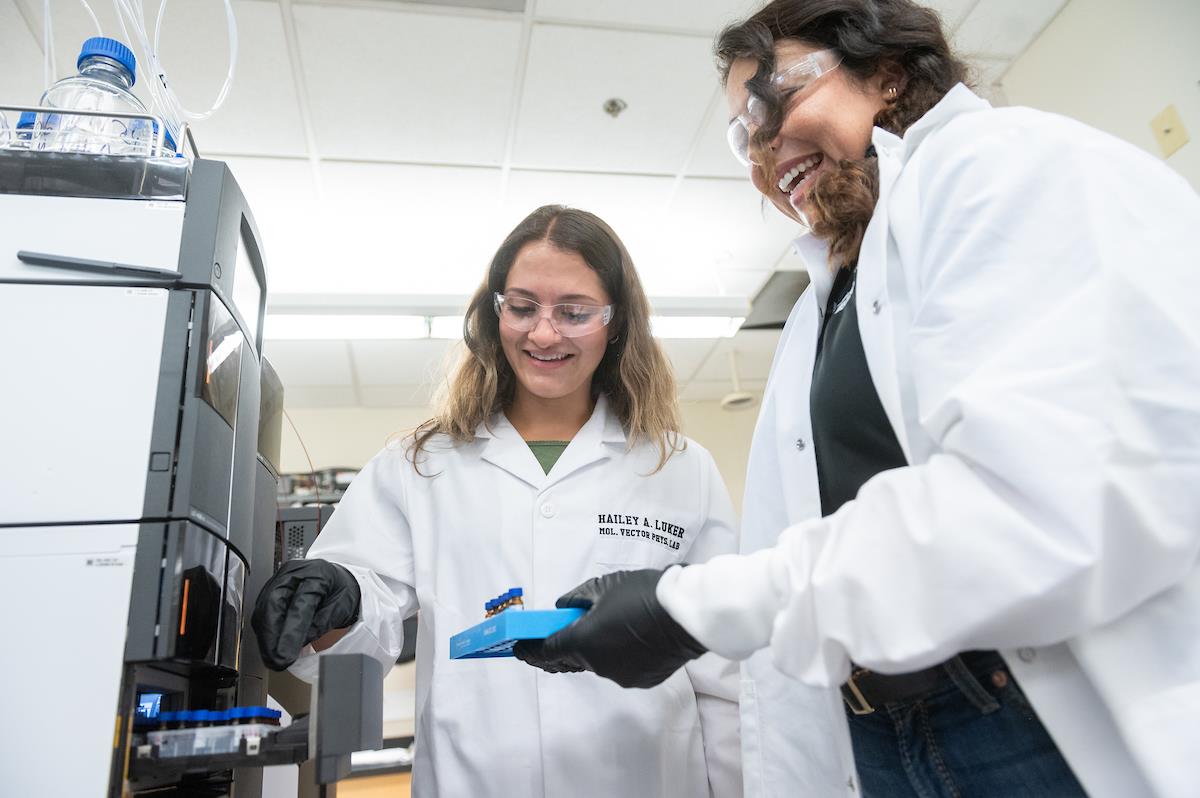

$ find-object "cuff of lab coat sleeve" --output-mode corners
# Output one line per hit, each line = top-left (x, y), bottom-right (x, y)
(287, 644), (320, 683)
(657, 549), (790, 661)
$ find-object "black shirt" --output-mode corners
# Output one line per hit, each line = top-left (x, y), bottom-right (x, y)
(810, 266), (908, 517)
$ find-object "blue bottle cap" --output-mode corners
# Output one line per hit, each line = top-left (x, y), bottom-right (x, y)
(510, 587), (523, 597)
(17, 112), (36, 129)
(78, 37), (137, 86)
(485, 599), (496, 612)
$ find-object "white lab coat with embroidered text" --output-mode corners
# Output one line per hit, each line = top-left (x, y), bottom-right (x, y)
(290, 396), (742, 798)
(659, 85), (1200, 798)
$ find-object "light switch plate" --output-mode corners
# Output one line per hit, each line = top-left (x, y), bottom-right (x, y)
(1150, 104), (1189, 158)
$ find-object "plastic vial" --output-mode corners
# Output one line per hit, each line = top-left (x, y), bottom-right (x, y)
(509, 587), (524, 609)
(12, 112), (37, 150)
(38, 37), (154, 156)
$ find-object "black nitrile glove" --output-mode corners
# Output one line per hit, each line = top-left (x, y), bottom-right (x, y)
(513, 568), (706, 688)
(251, 558), (362, 671)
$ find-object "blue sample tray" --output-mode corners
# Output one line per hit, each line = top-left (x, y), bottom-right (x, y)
(450, 608), (586, 659)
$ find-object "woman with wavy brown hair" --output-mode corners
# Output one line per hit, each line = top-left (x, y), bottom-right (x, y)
(516, 2), (1200, 797)
(252, 205), (743, 797)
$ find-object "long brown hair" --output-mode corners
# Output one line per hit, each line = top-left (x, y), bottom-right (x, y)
(716, 0), (969, 268)
(408, 205), (684, 472)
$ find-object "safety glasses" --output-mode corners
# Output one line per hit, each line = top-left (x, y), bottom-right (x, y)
(493, 293), (614, 338)
(727, 49), (842, 167)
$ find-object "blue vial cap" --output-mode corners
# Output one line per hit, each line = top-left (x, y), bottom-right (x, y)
(17, 112), (36, 130)
(150, 121), (177, 153)
(510, 587), (524, 597)
(78, 37), (137, 86)
(485, 599), (496, 611)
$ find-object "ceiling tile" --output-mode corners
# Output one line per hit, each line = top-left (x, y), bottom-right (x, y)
(513, 25), (715, 174)
(162, 0), (308, 157)
(686, 90), (751, 178)
(651, 177), (799, 290)
(920, 0), (980, 32)
(0, 1), (44, 108)
(263, 340), (353, 385)
(503, 169), (682, 285)
(953, 0), (1068, 59)
(658, 338), (719, 383)
(280, 384), (360, 408)
(316, 160), (507, 293)
(351, 339), (459, 386)
(535, 0), (760, 34)
(220, 156), (323, 293)
(689, 330), (782, 382)
(294, 5), (521, 163)
(10, 0), (305, 156)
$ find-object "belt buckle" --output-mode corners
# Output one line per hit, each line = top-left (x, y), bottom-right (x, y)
(842, 669), (875, 716)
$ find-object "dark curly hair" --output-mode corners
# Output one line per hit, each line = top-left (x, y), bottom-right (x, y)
(716, 0), (969, 268)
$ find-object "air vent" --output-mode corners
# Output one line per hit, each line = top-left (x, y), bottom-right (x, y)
(742, 270), (811, 330)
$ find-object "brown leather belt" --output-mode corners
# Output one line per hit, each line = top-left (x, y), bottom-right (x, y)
(841, 652), (996, 715)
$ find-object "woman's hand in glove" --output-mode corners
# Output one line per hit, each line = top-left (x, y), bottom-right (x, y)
(251, 558), (362, 671)
(513, 568), (706, 688)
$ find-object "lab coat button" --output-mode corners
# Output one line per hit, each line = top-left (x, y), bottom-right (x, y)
(795, 438), (807, 451)
(540, 503), (555, 518)
(871, 299), (882, 315)
(1017, 647), (1037, 663)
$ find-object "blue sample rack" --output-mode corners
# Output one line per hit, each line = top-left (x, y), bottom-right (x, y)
(450, 608), (585, 659)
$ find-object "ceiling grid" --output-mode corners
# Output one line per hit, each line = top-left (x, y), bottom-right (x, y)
(1, 0), (1067, 405)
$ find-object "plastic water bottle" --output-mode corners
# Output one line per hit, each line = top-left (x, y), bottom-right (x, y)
(39, 37), (154, 156)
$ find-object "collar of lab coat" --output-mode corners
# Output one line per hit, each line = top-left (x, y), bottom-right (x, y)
(475, 394), (627, 489)
(792, 83), (989, 312)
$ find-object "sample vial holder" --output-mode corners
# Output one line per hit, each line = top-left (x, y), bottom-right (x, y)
(450, 608), (585, 659)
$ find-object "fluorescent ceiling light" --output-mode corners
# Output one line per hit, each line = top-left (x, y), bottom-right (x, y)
(264, 313), (745, 340)
(264, 314), (428, 340)
(429, 315), (466, 339)
(424, 315), (744, 340)
(651, 316), (745, 339)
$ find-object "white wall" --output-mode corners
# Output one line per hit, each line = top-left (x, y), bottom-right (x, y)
(1002, 0), (1200, 190)
(279, 400), (762, 513)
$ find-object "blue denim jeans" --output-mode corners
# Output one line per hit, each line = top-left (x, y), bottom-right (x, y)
(846, 652), (1087, 798)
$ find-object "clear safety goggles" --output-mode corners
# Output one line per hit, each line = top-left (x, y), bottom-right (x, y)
(727, 49), (842, 167)
(493, 293), (614, 338)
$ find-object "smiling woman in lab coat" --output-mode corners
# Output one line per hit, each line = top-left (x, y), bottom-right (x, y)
(251, 205), (742, 797)
(514, 2), (1200, 797)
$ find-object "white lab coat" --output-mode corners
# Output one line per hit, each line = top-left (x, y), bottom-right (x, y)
(659, 84), (1200, 797)
(289, 395), (742, 798)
